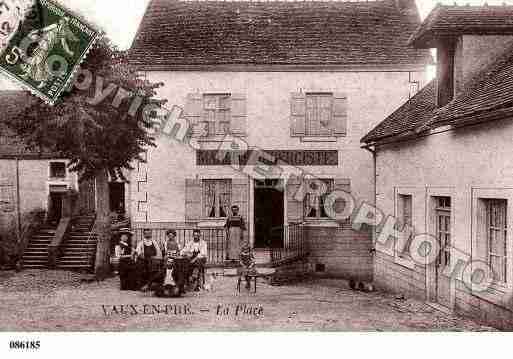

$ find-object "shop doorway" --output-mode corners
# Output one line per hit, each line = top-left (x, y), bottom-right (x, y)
(254, 179), (284, 249)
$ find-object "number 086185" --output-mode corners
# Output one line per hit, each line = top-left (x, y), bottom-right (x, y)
(9, 340), (41, 350)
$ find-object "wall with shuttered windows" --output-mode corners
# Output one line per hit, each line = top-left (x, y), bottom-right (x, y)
(133, 70), (424, 221)
(126, 69), (420, 276)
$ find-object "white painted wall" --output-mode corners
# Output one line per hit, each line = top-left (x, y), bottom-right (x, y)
(132, 69), (426, 224)
(376, 118), (513, 277)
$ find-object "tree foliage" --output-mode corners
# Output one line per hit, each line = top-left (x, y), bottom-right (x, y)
(8, 38), (164, 180)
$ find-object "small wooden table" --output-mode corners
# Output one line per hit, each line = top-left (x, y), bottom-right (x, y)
(237, 272), (267, 293)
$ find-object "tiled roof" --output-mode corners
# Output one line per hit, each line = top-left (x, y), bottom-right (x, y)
(128, 0), (432, 69)
(0, 91), (53, 158)
(361, 42), (513, 145)
(361, 81), (436, 143)
(410, 4), (513, 48)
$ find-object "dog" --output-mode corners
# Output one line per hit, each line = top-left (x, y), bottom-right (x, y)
(203, 272), (218, 292)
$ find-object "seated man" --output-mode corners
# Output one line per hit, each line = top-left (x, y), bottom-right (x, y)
(135, 228), (163, 291)
(163, 229), (182, 286)
(181, 229), (208, 291)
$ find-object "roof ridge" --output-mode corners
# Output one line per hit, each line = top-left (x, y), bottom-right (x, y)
(361, 80), (436, 143)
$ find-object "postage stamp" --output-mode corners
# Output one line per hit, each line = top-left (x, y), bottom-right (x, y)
(0, 0), (101, 104)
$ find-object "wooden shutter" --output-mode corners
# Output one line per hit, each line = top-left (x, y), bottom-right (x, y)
(230, 93), (247, 136)
(287, 177), (303, 223)
(290, 92), (306, 137)
(334, 178), (350, 193)
(474, 199), (488, 264)
(231, 179), (249, 245)
(231, 179), (249, 220)
(185, 179), (202, 222)
(184, 93), (203, 137)
(332, 93), (348, 137)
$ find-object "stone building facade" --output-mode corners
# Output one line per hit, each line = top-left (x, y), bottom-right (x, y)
(127, 0), (430, 277)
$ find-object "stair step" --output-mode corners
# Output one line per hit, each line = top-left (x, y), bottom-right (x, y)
(59, 254), (94, 259)
(64, 239), (97, 246)
(23, 250), (48, 255)
(29, 238), (52, 242)
(57, 264), (93, 269)
(26, 245), (50, 249)
(23, 264), (47, 269)
(31, 234), (54, 240)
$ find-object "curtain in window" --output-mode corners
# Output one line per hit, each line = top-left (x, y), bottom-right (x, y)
(218, 180), (231, 217)
(204, 181), (216, 218)
(488, 200), (507, 282)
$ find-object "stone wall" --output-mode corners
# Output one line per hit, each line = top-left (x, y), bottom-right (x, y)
(305, 224), (373, 281)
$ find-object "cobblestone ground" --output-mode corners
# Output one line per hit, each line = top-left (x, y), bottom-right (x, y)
(0, 270), (496, 331)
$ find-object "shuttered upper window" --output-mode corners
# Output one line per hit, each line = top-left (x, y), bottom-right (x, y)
(203, 94), (231, 136)
(184, 93), (247, 138)
(291, 92), (347, 137)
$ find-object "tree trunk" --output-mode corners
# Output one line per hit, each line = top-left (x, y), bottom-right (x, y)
(94, 168), (111, 279)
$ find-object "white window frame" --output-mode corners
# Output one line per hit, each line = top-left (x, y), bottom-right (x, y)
(305, 92), (334, 137)
(485, 198), (508, 284)
(48, 161), (67, 180)
(393, 187), (420, 270)
(202, 93), (231, 138)
(471, 188), (513, 296)
(304, 178), (334, 220)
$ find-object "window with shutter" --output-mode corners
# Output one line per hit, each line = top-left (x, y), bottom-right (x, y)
(202, 179), (232, 218)
(202, 94), (231, 137)
(304, 179), (334, 219)
(306, 93), (333, 137)
(291, 92), (347, 138)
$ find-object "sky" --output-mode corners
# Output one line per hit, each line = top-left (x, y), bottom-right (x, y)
(2, 0), (513, 89)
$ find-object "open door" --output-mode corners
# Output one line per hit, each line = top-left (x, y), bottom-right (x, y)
(254, 179), (284, 249)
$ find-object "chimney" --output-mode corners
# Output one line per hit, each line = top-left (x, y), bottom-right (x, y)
(394, 0), (419, 16)
(436, 39), (456, 108)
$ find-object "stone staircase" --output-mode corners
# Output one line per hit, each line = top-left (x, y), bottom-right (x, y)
(22, 225), (58, 269)
(56, 215), (97, 271)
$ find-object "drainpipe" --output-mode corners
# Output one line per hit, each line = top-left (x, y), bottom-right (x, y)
(15, 157), (21, 238)
(361, 144), (377, 254)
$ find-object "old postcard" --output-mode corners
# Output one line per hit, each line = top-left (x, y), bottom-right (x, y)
(1, 0), (513, 356)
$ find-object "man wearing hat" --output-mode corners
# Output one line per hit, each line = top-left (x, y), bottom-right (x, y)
(165, 229), (181, 257)
(115, 228), (137, 290)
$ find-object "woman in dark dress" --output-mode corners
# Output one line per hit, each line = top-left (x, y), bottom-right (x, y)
(116, 229), (135, 290)
(225, 205), (247, 261)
